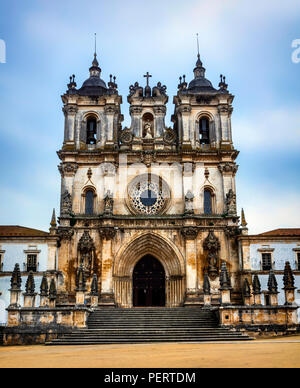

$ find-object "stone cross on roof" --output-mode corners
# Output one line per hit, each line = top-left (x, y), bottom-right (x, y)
(144, 72), (152, 86)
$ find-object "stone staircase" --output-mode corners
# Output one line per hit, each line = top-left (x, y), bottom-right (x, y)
(47, 308), (253, 345)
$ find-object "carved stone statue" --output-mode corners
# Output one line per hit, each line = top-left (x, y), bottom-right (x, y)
(78, 230), (95, 275)
(184, 191), (194, 215)
(226, 189), (237, 216)
(104, 190), (114, 215)
(144, 120), (153, 139)
(203, 230), (221, 280)
(61, 190), (72, 216)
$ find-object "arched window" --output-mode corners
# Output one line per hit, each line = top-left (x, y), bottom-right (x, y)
(85, 190), (94, 215)
(199, 117), (210, 145)
(86, 117), (97, 145)
(204, 189), (213, 215)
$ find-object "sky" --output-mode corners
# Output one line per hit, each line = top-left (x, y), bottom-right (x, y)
(0, 0), (299, 234)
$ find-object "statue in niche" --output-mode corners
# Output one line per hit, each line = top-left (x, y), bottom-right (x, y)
(78, 230), (95, 275)
(143, 120), (153, 139)
(104, 190), (114, 215)
(203, 230), (221, 280)
(226, 189), (237, 215)
(184, 190), (194, 215)
(61, 190), (72, 216)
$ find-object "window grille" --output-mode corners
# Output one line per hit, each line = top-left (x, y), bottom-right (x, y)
(27, 254), (37, 272)
(262, 253), (272, 271)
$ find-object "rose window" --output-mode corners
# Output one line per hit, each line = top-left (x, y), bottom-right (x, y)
(128, 176), (170, 215)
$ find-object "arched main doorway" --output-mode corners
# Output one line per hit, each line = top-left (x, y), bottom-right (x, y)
(133, 255), (165, 307)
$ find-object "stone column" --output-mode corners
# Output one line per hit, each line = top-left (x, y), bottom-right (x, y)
(63, 105), (78, 145)
(180, 106), (192, 149)
(218, 105), (231, 147)
(182, 227), (199, 306)
(104, 105), (116, 149)
(99, 227), (117, 307)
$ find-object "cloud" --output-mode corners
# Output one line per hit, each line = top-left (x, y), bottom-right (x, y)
(238, 190), (300, 235)
(234, 106), (300, 151)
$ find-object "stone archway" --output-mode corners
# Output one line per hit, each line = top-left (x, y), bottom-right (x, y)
(113, 232), (186, 308)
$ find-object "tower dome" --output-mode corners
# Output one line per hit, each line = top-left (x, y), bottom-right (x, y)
(78, 53), (108, 96)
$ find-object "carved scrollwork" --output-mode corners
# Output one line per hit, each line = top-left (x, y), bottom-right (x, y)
(99, 227), (117, 240)
(140, 151), (157, 167)
(62, 105), (78, 115)
(119, 129), (133, 145)
(163, 128), (177, 145)
(181, 227), (199, 240)
(58, 163), (78, 177)
(57, 227), (74, 241)
(218, 163), (238, 175)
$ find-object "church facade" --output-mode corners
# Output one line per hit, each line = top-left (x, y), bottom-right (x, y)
(57, 51), (240, 309)
(2, 50), (299, 345)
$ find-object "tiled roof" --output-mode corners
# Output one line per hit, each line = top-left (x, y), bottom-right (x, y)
(0, 226), (49, 237)
(258, 229), (300, 237)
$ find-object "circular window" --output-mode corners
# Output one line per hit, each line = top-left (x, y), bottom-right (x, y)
(128, 175), (170, 215)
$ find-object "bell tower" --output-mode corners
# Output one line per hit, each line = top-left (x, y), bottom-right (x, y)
(173, 53), (234, 151)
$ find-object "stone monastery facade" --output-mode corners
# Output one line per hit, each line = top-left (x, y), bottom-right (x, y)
(1, 50), (299, 344)
(57, 51), (239, 308)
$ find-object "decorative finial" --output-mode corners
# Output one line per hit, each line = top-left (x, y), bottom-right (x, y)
(283, 262), (295, 290)
(25, 271), (35, 295)
(267, 270), (278, 294)
(10, 263), (22, 290)
(50, 209), (57, 228)
(242, 278), (251, 297)
(196, 33), (200, 59)
(220, 262), (232, 290)
(252, 274), (261, 294)
(40, 273), (49, 296)
(94, 33), (97, 56)
(49, 278), (57, 300)
(241, 208), (247, 227)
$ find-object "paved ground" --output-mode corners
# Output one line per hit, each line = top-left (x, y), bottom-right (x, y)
(1, 336), (300, 368)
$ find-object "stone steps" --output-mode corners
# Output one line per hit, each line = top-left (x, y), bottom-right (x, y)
(46, 308), (253, 345)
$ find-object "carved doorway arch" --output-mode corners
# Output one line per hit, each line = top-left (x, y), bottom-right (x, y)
(113, 232), (186, 308)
